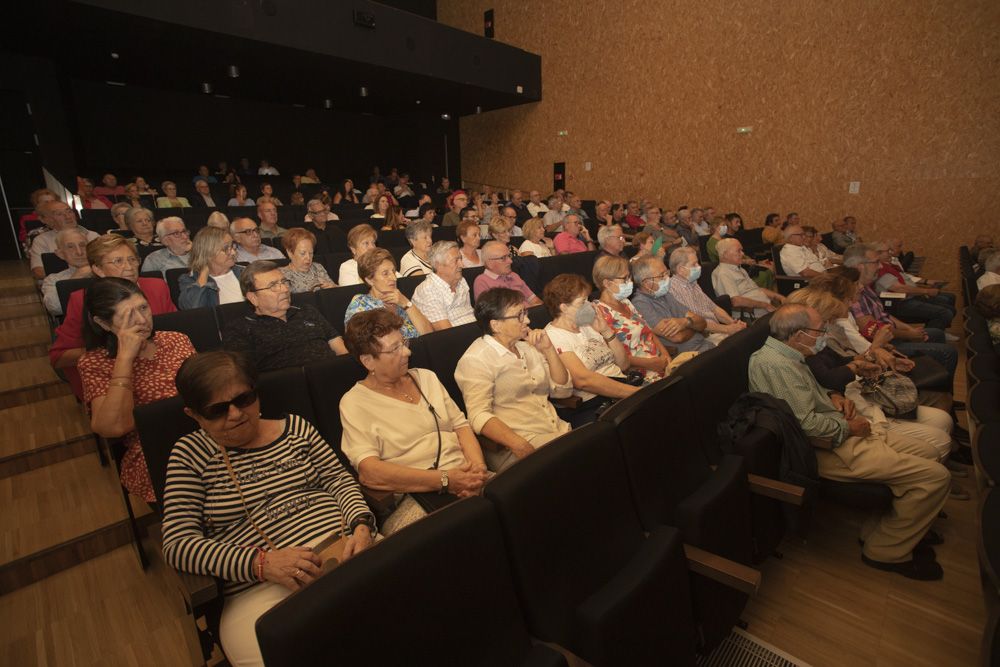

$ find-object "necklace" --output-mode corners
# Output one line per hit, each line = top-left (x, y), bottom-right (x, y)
(369, 375), (416, 402)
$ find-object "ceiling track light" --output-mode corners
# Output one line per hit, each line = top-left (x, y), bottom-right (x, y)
(323, 99), (333, 109)
(475, 106), (482, 114)
(360, 86), (369, 97)
(441, 113), (451, 121)
(201, 82), (213, 94)
(227, 65), (240, 78)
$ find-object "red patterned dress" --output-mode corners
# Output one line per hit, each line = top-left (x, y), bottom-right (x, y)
(79, 331), (196, 502)
(594, 298), (665, 383)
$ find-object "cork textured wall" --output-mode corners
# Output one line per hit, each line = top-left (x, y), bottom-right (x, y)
(438, 0), (1000, 285)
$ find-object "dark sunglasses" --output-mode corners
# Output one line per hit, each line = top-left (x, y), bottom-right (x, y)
(199, 388), (258, 420)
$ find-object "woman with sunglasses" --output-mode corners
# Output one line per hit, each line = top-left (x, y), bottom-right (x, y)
(79, 278), (195, 507)
(454, 288), (572, 473)
(162, 350), (374, 667)
(340, 309), (489, 535)
(178, 226), (246, 309)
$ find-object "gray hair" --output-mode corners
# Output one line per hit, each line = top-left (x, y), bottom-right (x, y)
(668, 246), (698, 273)
(306, 198), (325, 210)
(155, 216), (185, 239)
(870, 240), (888, 252)
(55, 227), (88, 247)
(229, 217), (256, 236)
(631, 256), (665, 284)
(842, 244), (872, 268)
(188, 226), (232, 276)
(985, 249), (1000, 273)
(124, 207), (153, 228)
(597, 224), (621, 247)
(547, 196), (561, 209)
(428, 241), (458, 269)
(404, 219), (433, 242)
(783, 225), (802, 241)
(716, 237), (740, 260)
(238, 260), (280, 296)
(110, 202), (132, 218)
(770, 304), (814, 341)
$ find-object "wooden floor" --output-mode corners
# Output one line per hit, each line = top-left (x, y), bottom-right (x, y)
(0, 259), (985, 666)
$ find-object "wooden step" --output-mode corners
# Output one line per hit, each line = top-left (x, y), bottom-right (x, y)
(0, 357), (72, 409)
(0, 325), (52, 362)
(0, 395), (96, 478)
(0, 285), (39, 307)
(0, 302), (48, 327)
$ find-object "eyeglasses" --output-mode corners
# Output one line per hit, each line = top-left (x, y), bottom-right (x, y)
(487, 254), (513, 262)
(380, 338), (411, 356)
(235, 227), (260, 236)
(248, 278), (291, 293)
(801, 327), (828, 335)
(161, 229), (189, 239)
(612, 274), (629, 281)
(103, 255), (140, 268)
(646, 273), (669, 281)
(199, 388), (258, 420)
(221, 243), (237, 254)
(496, 310), (528, 322)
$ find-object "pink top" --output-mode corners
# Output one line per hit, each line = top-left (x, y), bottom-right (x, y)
(473, 269), (538, 302)
(554, 232), (588, 254)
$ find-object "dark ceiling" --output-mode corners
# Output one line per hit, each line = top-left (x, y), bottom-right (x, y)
(7, 1), (533, 118)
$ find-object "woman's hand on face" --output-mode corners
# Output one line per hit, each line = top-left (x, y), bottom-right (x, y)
(260, 546), (323, 591)
(341, 525), (373, 561)
(379, 288), (401, 306)
(116, 323), (148, 360)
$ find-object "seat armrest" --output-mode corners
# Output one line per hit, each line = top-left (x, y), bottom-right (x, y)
(551, 396), (582, 409)
(683, 543), (761, 596)
(747, 473), (806, 506)
(147, 523), (220, 609)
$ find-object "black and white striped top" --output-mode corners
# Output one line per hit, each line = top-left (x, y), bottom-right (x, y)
(162, 414), (372, 596)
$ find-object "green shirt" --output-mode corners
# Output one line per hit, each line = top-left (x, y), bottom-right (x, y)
(748, 336), (849, 446)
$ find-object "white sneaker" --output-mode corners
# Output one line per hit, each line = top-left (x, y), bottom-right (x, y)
(945, 333), (959, 342)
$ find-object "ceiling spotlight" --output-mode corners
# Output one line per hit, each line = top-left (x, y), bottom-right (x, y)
(201, 82), (213, 94)
(360, 86), (369, 97)
(227, 65), (240, 78)
(323, 99), (333, 109)
(441, 113), (451, 121)
(415, 100), (421, 105)
(110, 52), (120, 59)
(475, 106), (482, 114)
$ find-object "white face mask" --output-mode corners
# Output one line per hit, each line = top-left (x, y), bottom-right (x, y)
(652, 277), (670, 297)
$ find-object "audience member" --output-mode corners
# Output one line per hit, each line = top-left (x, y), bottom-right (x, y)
(762, 212), (783, 245)
(870, 242), (955, 330)
(455, 287), (572, 471)
(190, 179), (217, 208)
(18, 188), (58, 246)
(553, 214), (595, 254)
(526, 190), (548, 219)
(831, 216), (859, 253)
(134, 176), (157, 196)
(94, 173), (125, 197)
(631, 256), (715, 354)
(668, 247), (746, 342)
(457, 219), (484, 268)
(518, 218), (554, 257)
(780, 225), (826, 278)
(333, 178), (360, 205)
(163, 350), (372, 666)
(488, 217), (521, 258)
(192, 165), (217, 184)
(975, 285), (1000, 345)
(125, 207), (164, 257)
(411, 241), (475, 331)
(257, 159), (280, 175)
(156, 181), (190, 208)
(749, 304), (948, 579)
(259, 182), (283, 206)
(712, 238), (785, 317)
(280, 228), (336, 293)
(110, 202), (131, 231)
(207, 211), (230, 230)
(30, 201), (99, 279)
(345, 248), (432, 338)
(542, 196), (567, 233)
(80, 278), (196, 506)
(977, 250), (1000, 290)
(40, 228), (92, 316)
(368, 193), (392, 223)
(304, 198), (347, 253)
(338, 224), (377, 286)
(623, 200), (644, 232)
(339, 309), (488, 534)
(442, 191), (468, 227)
(227, 184), (255, 207)
(142, 218), (192, 276)
(674, 207), (699, 247)
(596, 224), (626, 258)
(803, 225), (841, 266)
(77, 177), (112, 209)
(178, 227), (245, 309)
(473, 241), (543, 305)
(256, 201), (286, 239)
(506, 190), (532, 226)
(399, 220), (434, 276)
(704, 217), (731, 263)
(231, 218), (285, 263)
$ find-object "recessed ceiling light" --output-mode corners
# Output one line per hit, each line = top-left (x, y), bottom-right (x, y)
(360, 86), (368, 97)
(227, 65), (240, 78)
(475, 106), (482, 114)
(201, 82), (213, 94)
(110, 52), (120, 59)
(323, 99), (333, 109)
(415, 100), (421, 105)
(441, 113), (451, 121)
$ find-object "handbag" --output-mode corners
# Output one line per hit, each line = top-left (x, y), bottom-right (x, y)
(858, 370), (919, 419)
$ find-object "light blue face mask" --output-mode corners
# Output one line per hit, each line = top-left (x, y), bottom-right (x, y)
(574, 301), (597, 327)
(718, 225), (728, 236)
(812, 334), (828, 354)
(687, 265), (702, 283)
(614, 280), (634, 300)
(652, 277), (670, 297)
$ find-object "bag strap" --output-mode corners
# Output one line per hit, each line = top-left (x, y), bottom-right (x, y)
(219, 444), (277, 551)
(407, 370), (443, 470)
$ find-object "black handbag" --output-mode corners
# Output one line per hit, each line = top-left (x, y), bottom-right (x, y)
(904, 354), (950, 390)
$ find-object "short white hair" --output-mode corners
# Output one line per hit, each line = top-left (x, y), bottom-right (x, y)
(428, 241), (458, 269)
(668, 246), (698, 272)
(597, 225), (621, 247)
(716, 237), (740, 259)
(155, 216), (184, 239)
(55, 227), (88, 247)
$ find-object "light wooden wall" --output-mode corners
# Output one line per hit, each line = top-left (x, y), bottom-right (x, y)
(438, 0), (1000, 285)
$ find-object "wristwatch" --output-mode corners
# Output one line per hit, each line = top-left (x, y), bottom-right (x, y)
(439, 470), (449, 495)
(602, 331), (616, 342)
(685, 316), (695, 329)
(349, 514), (376, 536)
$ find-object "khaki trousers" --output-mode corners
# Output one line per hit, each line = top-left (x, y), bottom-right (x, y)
(816, 428), (949, 563)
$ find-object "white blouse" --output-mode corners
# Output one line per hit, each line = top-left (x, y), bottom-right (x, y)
(544, 323), (625, 402)
(518, 239), (552, 258)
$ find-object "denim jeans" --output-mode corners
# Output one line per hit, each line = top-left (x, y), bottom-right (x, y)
(893, 297), (955, 331)
(894, 327), (957, 384)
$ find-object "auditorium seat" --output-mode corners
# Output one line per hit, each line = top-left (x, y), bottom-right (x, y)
(255, 498), (568, 667)
(165, 267), (188, 306)
(769, 247), (807, 295)
(421, 322), (482, 412)
(214, 301), (253, 331)
(484, 422), (698, 666)
(257, 366), (317, 424)
(538, 250), (598, 288)
(314, 283), (368, 328)
(153, 308), (221, 351)
(57, 277), (95, 315)
(304, 355), (369, 468)
(41, 252), (69, 276)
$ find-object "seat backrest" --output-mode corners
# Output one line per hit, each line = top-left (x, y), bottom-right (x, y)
(315, 284), (369, 328)
(527, 304), (552, 329)
(57, 278), (95, 316)
(42, 252), (69, 276)
(317, 251), (352, 278)
(289, 291), (317, 310)
(133, 395), (198, 506)
(214, 301), (254, 331)
(154, 308), (221, 351)
(255, 498), (549, 667)
(395, 274), (424, 299)
(257, 366), (317, 425)
(421, 323), (482, 412)
(771, 245), (787, 276)
(462, 266), (487, 301)
(483, 422), (646, 640)
(165, 268), (188, 306)
(304, 355), (369, 468)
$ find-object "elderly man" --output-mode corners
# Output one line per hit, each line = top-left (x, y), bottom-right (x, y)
(596, 224), (626, 258)
(231, 218), (286, 263)
(506, 190), (532, 226)
(844, 245), (957, 379)
(780, 225), (826, 278)
(77, 177), (112, 209)
(473, 241), (543, 306)
(831, 216), (860, 253)
(30, 201), (99, 279)
(94, 173), (124, 197)
(750, 304), (949, 579)
(222, 260), (347, 371)
(667, 247), (746, 343)
(304, 198), (347, 252)
(674, 207), (699, 248)
(631, 256), (714, 354)
(542, 196), (567, 233)
(411, 241), (476, 331)
(553, 214), (595, 255)
(712, 238), (786, 317)
(870, 242), (955, 331)
(690, 208), (710, 237)
(979, 251), (1000, 290)
(565, 193), (588, 222)
(255, 200), (287, 240)
(498, 206), (524, 236)
(40, 228), (92, 316)
(190, 179), (217, 208)
(594, 199), (613, 226)
(141, 217), (192, 277)
(526, 190), (549, 219)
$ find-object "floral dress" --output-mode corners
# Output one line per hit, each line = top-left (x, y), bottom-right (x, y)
(344, 294), (420, 339)
(594, 298), (664, 383)
(79, 331), (196, 502)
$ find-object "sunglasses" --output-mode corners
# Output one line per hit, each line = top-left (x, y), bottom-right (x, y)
(199, 388), (258, 420)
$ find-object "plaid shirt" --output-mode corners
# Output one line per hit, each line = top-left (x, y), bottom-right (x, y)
(411, 272), (475, 326)
(667, 276), (720, 323)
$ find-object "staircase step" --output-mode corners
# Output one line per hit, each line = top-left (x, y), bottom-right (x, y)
(0, 302), (48, 327)
(0, 285), (39, 307)
(0, 395), (96, 478)
(0, 358), (71, 409)
(0, 325), (51, 362)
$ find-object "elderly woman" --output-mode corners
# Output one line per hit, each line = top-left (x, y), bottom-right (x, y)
(333, 178), (359, 205)
(155, 181), (190, 208)
(163, 351), (373, 666)
(630, 231), (665, 263)
(280, 227), (336, 293)
(339, 224), (379, 286)
(399, 220), (434, 276)
(228, 184), (255, 207)
(518, 218), (554, 258)
(110, 202), (132, 232)
(50, 234), (176, 397)
(207, 211), (230, 230)
(488, 217), (521, 258)
(79, 278), (195, 506)
(457, 219), (484, 268)
(543, 273), (640, 426)
(124, 207), (163, 257)
(340, 309), (489, 535)
(178, 227), (245, 309)
(977, 285), (1000, 345)
(442, 190), (468, 227)
(345, 248), (432, 338)
(455, 288), (572, 472)
(592, 254), (671, 383)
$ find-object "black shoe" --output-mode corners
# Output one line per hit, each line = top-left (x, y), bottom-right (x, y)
(919, 529), (944, 547)
(950, 446), (974, 464)
(952, 425), (971, 444)
(862, 554), (943, 580)
(952, 400), (966, 411)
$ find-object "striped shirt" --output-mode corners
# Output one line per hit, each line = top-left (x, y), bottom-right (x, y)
(162, 414), (372, 596)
